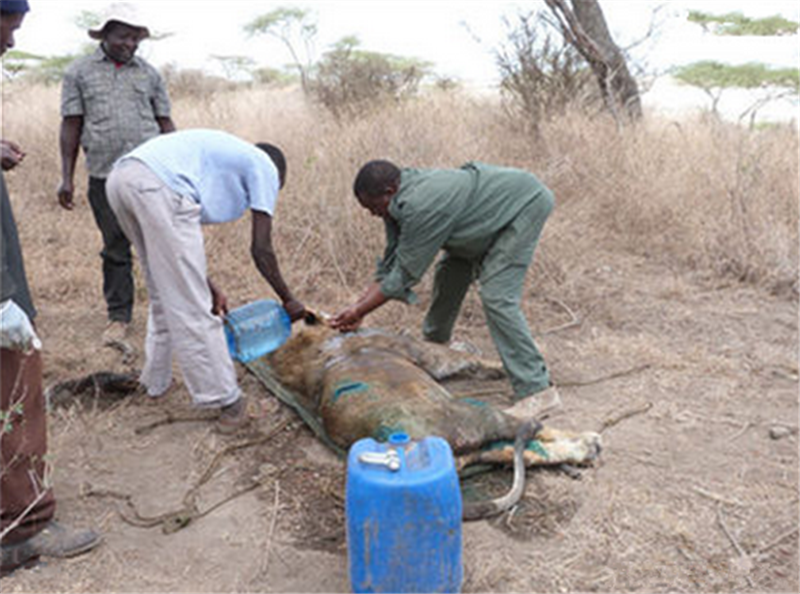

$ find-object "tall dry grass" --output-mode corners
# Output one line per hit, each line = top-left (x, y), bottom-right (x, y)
(2, 82), (797, 336)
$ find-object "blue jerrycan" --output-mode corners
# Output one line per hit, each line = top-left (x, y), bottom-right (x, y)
(346, 433), (463, 594)
(223, 299), (291, 363)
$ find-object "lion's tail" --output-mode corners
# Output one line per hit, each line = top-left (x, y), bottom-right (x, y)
(461, 420), (541, 521)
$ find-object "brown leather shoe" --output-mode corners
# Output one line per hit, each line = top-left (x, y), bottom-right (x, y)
(216, 397), (249, 434)
(27, 521), (102, 558)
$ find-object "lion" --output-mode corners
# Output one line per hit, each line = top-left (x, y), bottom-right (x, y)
(261, 319), (601, 519)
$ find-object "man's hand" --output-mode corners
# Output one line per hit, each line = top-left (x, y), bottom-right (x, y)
(0, 140), (25, 171)
(57, 180), (75, 210)
(208, 280), (229, 316)
(330, 306), (364, 333)
(330, 283), (387, 333)
(282, 298), (306, 323)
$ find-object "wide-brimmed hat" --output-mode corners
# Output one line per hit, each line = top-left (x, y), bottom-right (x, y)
(88, 3), (150, 40)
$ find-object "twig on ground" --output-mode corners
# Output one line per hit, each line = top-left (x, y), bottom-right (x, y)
(692, 485), (745, 507)
(677, 410), (757, 429)
(261, 480), (281, 575)
(134, 411), (216, 435)
(561, 364), (652, 388)
(758, 526), (799, 554)
(598, 401), (653, 433)
(455, 364), (652, 401)
(454, 387), (514, 400)
(96, 418), (291, 533)
(189, 417), (293, 495)
(727, 421), (753, 442)
(536, 297), (581, 336)
(81, 483), (132, 501)
(716, 503), (756, 589)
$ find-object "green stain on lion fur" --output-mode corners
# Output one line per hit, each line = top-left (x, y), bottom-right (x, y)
(332, 381), (369, 402)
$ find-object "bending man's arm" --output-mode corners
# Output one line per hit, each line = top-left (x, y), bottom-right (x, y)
(330, 282), (388, 332)
(57, 116), (83, 210)
(251, 210), (305, 321)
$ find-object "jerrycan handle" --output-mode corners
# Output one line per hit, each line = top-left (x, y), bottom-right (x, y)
(356, 433), (410, 471)
(358, 451), (401, 471)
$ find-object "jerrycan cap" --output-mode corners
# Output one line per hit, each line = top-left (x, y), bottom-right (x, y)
(388, 432), (410, 446)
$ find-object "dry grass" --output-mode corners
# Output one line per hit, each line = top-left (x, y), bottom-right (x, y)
(2, 82), (797, 331)
(2, 84), (798, 594)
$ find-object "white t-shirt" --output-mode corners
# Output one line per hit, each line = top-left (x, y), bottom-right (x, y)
(122, 128), (279, 224)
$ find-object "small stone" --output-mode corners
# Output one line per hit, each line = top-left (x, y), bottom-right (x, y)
(769, 426), (792, 440)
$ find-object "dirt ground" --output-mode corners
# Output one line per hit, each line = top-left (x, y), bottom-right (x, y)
(2, 252), (797, 593)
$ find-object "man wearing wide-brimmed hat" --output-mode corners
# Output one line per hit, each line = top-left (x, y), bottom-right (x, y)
(57, 2), (175, 353)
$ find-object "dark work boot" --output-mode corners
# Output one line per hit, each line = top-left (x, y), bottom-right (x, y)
(27, 521), (102, 558)
(0, 539), (39, 577)
(1, 521), (100, 576)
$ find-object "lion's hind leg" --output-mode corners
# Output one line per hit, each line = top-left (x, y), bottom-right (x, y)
(456, 428), (601, 471)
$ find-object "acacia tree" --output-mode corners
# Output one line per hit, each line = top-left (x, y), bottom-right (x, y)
(210, 55), (257, 82)
(243, 7), (317, 93)
(673, 61), (799, 123)
(544, 0), (642, 124)
(677, 11), (799, 125)
(687, 10), (798, 36)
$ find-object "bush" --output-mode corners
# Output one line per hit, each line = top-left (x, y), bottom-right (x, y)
(495, 12), (598, 137)
(308, 37), (431, 120)
(160, 63), (238, 100)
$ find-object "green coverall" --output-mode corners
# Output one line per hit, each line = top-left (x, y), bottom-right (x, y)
(376, 161), (554, 398)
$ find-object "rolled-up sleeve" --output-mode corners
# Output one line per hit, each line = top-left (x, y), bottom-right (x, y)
(60, 69), (84, 117)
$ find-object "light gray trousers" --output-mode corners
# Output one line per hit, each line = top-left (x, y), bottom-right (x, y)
(106, 159), (240, 408)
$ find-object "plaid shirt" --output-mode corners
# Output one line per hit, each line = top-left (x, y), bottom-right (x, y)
(61, 47), (172, 178)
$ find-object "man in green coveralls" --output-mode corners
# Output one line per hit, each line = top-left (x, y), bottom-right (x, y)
(330, 160), (560, 412)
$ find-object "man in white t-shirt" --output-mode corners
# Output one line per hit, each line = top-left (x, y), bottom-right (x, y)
(106, 129), (305, 433)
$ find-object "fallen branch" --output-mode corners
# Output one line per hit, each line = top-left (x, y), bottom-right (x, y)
(561, 364), (651, 388)
(454, 387), (513, 400)
(598, 401), (653, 433)
(134, 411), (217, 435)
(188, 417), (293, 497)
(692, 486), (745, 508)
(261, 481), (281, 574)
(716, 503), (756, 589)
(535, 297), (581, 336)
(455, 364), (652, 401)
(759, 527), (799, 554)
(99, 418), (292, 533)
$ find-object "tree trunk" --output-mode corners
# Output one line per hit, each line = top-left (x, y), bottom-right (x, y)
(545, 0), (642, 123)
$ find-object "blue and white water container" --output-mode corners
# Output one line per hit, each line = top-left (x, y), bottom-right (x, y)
(223, 299), (291, 363)
(346, 433), (463, 593)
